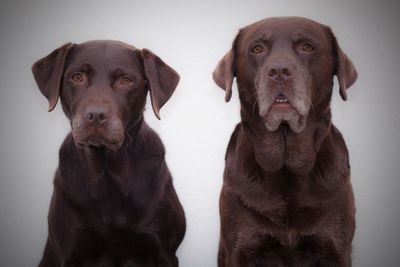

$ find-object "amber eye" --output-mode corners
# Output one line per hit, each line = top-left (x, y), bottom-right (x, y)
(251, 45), (265, 54)
(71, 72), (84, 82)
(302, 43), (314, 52)
(119, 76), (133, 86)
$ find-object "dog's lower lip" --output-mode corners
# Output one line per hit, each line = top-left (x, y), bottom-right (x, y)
(272, 101), (292, 108)
(75, 140), (112, 149)
(86, 142), (105, 150)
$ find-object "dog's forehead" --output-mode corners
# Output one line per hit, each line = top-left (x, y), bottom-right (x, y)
(240, 17), (330, 45)
(67, 40), (141, 70)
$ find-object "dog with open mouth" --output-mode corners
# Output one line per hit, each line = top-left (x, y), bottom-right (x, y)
(32, 40), (186, 267)
(213, 17), (357, 266)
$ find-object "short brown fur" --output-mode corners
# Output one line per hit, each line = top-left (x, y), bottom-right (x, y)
(213, 17), (357, 266)
(32, 40), (185, 267)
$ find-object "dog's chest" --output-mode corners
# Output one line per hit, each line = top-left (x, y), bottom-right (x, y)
(260, 187), (327, 231)
(91, 185), (132, 230)
(82, 170), (140, 232)
(231, 167), (328, 228)
(234, 170), (333, 236)
(253, 133), (317, 174)
(237, 188), (332, 259)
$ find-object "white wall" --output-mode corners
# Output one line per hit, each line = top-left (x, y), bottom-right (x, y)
(0, 0), (399, 266)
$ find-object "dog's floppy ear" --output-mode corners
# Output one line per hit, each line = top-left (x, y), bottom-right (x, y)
(32, 43), (73, 111)
(213, 31), (241, 102)
(141, 49), (179, 120)
(213, 50), (234, 102)
(330, 29), (358, 101)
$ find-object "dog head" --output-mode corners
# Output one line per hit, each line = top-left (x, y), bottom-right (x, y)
(213, 17), (357, 133)
(32, 40), (179, 151)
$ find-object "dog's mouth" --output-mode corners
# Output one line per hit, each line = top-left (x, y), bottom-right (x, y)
(76, 138), (123, 152)
(75, 136), (123, 151)
(262, 93), (307, 133)
(73, 133), (124, 152)
(272, 93), (292, 107)
(72, 115), (125, 152)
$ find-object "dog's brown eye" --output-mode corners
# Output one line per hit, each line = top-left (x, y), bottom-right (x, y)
(71, 73), (84, 82)
(120, 76), (133, 86)
(302, 43), (314, 52)
(251, 45), (265, 54)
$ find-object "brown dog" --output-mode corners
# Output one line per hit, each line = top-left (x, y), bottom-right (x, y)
(32, 40), (186, 267)
(213, 17), (357, 266)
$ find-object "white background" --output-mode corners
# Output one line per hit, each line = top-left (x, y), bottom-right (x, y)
(1, 1), (399, 266)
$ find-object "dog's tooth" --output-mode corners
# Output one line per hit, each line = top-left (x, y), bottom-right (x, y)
(274, 97), (289, 104)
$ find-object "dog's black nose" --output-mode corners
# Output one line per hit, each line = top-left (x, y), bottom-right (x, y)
(267, 61), (293, 81)
(85, 107), (108, 125)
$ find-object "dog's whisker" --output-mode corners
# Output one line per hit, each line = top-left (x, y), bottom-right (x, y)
(124, 130), (133, 145)
(303, 95), (315, 113)
(252, 86), (258, 115)
(252, 101), (258, 116)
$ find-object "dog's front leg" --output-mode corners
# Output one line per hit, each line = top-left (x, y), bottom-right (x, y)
(131, 232), (175, 267)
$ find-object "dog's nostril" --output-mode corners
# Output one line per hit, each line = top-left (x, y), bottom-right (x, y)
(269, 69), (278, 77)
(282, 68), (291, 77)
(268, 63), (293, 79)
(85, 110), (107, 124)
(98, 113), (107, 122)
(269, 67), (291, 78)
(86, 112), (95, 121)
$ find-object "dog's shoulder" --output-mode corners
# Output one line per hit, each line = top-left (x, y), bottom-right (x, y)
(135, 122), (166, 159)
(325, 125), (349, 161)
(330, 124), (350, 169)
(225, 123), (241, 160)
(58, 133), (81, 162)
(316, 124), (350, 181)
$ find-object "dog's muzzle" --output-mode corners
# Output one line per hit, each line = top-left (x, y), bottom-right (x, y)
(72, 105), (125, 152)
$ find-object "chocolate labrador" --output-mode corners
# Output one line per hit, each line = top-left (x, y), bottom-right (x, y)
(32, 40), (186, 267)
(213, 17), (357, 266)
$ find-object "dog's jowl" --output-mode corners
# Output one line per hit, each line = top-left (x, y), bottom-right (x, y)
(32, 40), (186, 267)
(213, 17), (357, 266)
